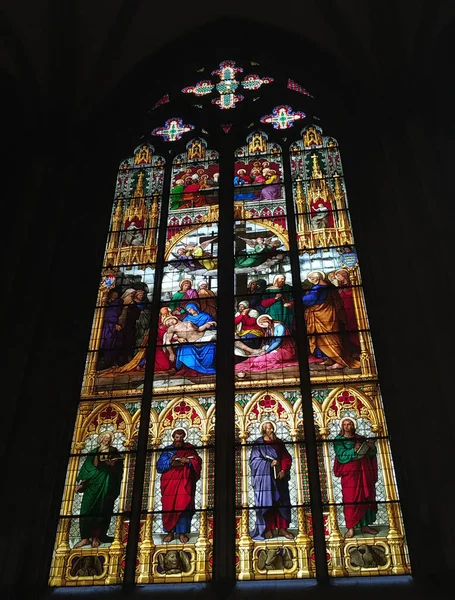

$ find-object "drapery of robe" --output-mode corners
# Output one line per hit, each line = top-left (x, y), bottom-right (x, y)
(261, 284), (294, 329)
(156, 444), (202, 532)
(191, 245), (217, 271)
(337, 285), (360, 351)
(175, 340), (217, 375)
(170, 184), (184, 210)
(249, 437), (292, 540)
(333, 434), (378, 529)
(235, 244), (273, 268)
(197, 288), (217, 318)
(302, 284), (360, 368)
(117, 301), (142, 365)
(155, 323), (173, 372)
(234, 322), (298, 373)
(169, 288), (198, 312)
(235, 312), (263, 338)
(259, 178), (281, 200)
(99, 298), (123, 368)
(77, 447), (123, 540)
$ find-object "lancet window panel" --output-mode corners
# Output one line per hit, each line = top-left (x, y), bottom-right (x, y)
(308, 382), (408, 577)
(108, 147), (165, 268)
(291, 133), (351, 253)
(135, 396), (216, 583)
(170, 138), (219, 213)
(49, 399), (142, 587)
(233, 134), (286, 218)
(81, 145), (165, 401)
(234, 390), (315, 580)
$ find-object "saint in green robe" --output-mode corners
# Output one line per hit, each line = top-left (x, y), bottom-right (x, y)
(77, 446), (123, 542)
(261, 283), (294, 329)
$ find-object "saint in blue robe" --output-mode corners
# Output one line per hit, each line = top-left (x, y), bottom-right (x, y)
(249, 437), (292, 540)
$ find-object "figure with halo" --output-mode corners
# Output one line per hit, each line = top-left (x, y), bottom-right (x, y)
(156, 428), (202, 543)
(302, 270), (360, 370)
(74, 430), (124, 549)
(333, 417), (378, 539)
(250, 421), (294, 540)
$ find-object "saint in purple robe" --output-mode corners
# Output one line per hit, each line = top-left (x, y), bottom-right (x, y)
(98, 296), (122, 368)
(249, 437), (292, 539)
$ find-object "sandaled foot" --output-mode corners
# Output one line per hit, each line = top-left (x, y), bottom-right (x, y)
(91, 538), (100, 548)
(264, 530), (273, 539)
(361, 526), (378, 535)
(327, 362), (344, 370)
(344, 528), (355, 539)
(179, 534), (189, 543)
(278, 528), (294, 539)
(163, 533), (174, 542)
(74, 538), (90, 548)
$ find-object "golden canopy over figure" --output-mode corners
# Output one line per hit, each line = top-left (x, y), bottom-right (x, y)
(134, 144), (153, 165)
(187, 138), (206, 160)
(247, 131), (268, 154)
(303, 125), (323, 147)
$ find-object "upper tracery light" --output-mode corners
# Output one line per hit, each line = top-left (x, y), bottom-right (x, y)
(151, 118), (195, 142)
(182, 60), (274, 110)
(260, 105), (306, 130)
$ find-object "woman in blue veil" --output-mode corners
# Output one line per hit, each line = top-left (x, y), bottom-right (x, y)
(174, 303), (217, 376)
(182, 303), (216, 328)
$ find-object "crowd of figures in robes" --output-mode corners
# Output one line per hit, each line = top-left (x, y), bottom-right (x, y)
(170, 166), (219, 210)
(97, 286), (150, 370)
(234, 275), (298, 378)
(97, 263), (361, 384)
(302, 269), (360, 371)
(233, 159), (282, 201)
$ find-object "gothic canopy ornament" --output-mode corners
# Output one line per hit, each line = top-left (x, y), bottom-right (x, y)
(151, 118), (195, 142)
(260, 105), (306, 130)
(182, 60), (274, 110)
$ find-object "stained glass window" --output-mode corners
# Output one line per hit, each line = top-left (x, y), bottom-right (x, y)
(49, 61), (410, 588)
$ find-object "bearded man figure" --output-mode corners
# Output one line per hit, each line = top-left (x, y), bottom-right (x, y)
(333, 417), (378, 539)
(156, 428), (202, 543)
(249, 421), (294, 540)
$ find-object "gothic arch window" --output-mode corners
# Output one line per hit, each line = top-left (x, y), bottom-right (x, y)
(48, 60), (410, 587)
